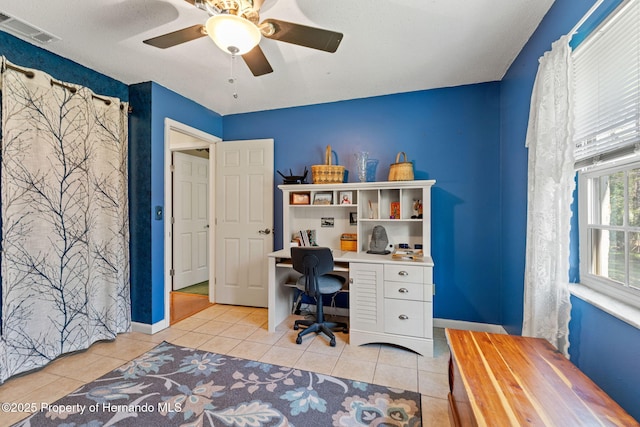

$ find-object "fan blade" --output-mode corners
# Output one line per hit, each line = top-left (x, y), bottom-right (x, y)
(242, 45), (274, 76)
(143, 24), (206, 49)
(261, 19), (342, 53)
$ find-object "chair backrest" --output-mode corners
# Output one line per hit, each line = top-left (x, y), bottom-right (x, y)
(291, 247), (335, 294)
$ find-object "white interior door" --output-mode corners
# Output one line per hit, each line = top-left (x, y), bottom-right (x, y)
(173, 151), (209, 290)
(215, 139), (274, 307)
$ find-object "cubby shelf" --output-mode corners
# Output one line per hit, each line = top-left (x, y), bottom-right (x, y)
(279, 180), (435, 254)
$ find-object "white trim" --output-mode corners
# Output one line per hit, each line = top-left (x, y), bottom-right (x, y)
(131, 320), (169, 335)
(163, 119), (221, 327)
(569, 0), (605, 36)
(570, 283), (640, 329)
(433, 318), (507, 334)
(577, 159), (640, 316)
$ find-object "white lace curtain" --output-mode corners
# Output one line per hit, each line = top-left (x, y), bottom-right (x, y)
(523, 36), (574, 356)
(0, 58), (130, 383)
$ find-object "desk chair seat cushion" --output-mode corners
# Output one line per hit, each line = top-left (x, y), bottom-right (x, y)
(295, 274), (344, 295)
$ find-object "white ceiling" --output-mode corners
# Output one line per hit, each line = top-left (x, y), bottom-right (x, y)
(0, 0), (554, 115)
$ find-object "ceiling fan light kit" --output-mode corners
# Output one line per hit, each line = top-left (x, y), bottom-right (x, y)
(206, 14), (261, 55)
(143, 0), (343, 77)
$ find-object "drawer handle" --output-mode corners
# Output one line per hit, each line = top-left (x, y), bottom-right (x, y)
(398, 288), (409, 293)
(399, 314), (409, 320)
(398, 271), (409, 276)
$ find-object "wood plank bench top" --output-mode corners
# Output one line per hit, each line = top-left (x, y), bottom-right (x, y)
(445, 328), (638, 426)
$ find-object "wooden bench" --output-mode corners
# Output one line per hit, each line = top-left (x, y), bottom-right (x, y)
(445, 328), (638, 426)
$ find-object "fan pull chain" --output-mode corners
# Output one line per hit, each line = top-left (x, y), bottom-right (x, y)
(228, 54), (238, 99)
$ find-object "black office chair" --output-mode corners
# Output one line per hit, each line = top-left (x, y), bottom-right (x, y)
(291, 247), (348, 346)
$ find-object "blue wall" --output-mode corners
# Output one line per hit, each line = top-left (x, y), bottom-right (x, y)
(223, 84), (503, 324)
(129, 83), (153, 325)
(128, 82), (223, 325)
(569, 296), (640, 420)
(500, 0), (640, 420)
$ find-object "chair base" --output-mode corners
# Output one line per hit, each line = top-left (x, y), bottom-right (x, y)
(294, 317), (348, 347)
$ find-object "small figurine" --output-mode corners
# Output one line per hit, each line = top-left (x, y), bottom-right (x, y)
(411, 199), (423, 219)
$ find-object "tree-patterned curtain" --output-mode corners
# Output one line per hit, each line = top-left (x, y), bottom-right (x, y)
(0, 58), (130, 383)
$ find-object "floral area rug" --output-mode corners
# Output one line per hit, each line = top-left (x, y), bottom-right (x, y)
(13, 341), (422, 426)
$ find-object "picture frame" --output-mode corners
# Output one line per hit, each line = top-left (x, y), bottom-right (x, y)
(291, 192), (310, 205)
(321, 217), (335, 227)
(390, 201), (400, 219)
(313, 192), (333, 205)
(339, 191), (353, 205)
(349, 211), (358, 225)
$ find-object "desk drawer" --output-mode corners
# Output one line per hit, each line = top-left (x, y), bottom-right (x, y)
(384, 264), (424, 283)
(384, 281), (424, 301)
(384, 299), (424, 337)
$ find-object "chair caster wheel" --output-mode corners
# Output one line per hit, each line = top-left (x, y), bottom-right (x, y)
(296, 336), (302, 345)
(330, 339), (336, 347)
(294, 325), (299, 330)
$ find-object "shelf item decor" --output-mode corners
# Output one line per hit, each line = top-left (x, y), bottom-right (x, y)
(354, 151), (369, 182)
(388, 152), (414, 181)
(290, 192), (310, 205)
(340, 233), (357, 251)
(312, 145), (345, 184)
(313, 192), (333, 205)
(339, 191), (353, 204)
(366, 159), (379, 182)
(390, 202), (400, 219)
(391, 248), (424, 261)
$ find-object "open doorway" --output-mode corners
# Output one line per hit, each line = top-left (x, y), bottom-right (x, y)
(164, 119), (221, 325)
(171, 149), (211, 323)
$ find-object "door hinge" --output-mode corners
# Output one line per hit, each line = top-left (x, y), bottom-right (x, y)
(171, 216), (175, 224)
(170, 164), (175, 173)
(169, 269), (175, 277)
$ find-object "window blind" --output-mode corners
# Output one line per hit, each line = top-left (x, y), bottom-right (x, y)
(573, 0), (640, 168)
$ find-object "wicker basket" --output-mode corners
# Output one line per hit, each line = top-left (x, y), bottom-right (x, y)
(388, 152), (414, 181)
(311, 145), (345, 184)
(340, 233), (358, 251)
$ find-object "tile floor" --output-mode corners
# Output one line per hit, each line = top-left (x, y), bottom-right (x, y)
(0, 304), (452, 426)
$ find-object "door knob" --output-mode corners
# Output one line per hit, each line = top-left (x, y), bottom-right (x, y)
(258, 228), (272, 235)
(204, 224), (210, 228)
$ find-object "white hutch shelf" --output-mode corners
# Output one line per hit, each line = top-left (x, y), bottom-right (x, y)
(272, 180), (436, 356)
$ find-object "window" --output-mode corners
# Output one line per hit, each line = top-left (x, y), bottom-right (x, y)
(574, 0), (640, 308)
(573, 0), (639, 168)
(580, 162), (640, 307)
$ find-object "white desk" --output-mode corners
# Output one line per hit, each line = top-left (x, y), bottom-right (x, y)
(267, 248), (435, 356)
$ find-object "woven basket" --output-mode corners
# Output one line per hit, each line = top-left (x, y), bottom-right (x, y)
(311, 145), (345, 184)
(388, 152), (414, 181)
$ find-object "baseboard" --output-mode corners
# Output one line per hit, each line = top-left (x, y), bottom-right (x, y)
(131, 320), (169, 335)
(434, 318), (507, 335)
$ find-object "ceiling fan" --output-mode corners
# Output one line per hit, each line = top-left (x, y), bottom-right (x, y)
(143, 0), (343, 76)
